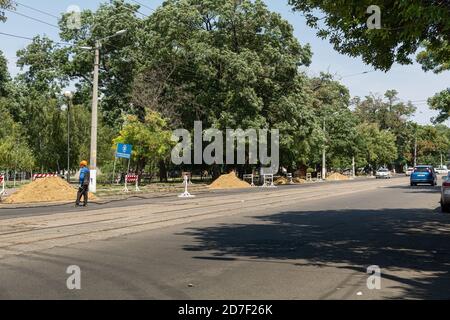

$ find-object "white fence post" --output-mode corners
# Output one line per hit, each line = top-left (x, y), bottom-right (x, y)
(243, 174), (255, 186)
(262, 174), (276, 188)
(0, 174), (6, 197)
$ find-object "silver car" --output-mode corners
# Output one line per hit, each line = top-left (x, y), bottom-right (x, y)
(441, 174), (450, 212)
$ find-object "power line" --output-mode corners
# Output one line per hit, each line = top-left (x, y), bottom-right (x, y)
(0, 31), (71, 46)
(4, 8), (59, 29)
(0, 31), (36, 41)
(129, 0), (156, 12)
(14, 1), (60, 19)
(340, 70), (376, 78)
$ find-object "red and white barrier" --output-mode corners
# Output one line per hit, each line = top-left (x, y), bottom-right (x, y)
(32, 173), (58, 181)
(123, 174), (140, 193)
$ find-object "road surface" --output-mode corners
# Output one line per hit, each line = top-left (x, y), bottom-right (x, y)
(0, 176), (449, 299)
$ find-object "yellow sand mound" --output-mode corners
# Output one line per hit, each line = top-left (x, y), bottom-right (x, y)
(275, 177), (289, 185)
(3, 177), (97, 204)
(327, 173), (349, 181)
(293, 177), (307, 184)
(209, 172), (251, 190)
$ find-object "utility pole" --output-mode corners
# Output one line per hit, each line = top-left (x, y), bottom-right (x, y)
(83, 30), (127, 193)
(322, 120), (326, 179)
(414, 137), (417, 167)
(89, 40), (100, 193)
(352, 156), (355, 179)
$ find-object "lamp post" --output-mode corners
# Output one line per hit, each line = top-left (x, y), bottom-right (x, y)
(62, 91), (73, 183)
(81, 29), (127, 193)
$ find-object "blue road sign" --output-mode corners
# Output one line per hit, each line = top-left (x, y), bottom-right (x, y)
(116, 143), (132, 159)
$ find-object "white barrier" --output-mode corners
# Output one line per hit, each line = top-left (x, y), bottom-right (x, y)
(306, 173), (312, 181)
(179, 175), (195, 198)
(262, 174), (276, 188)
(0, 175), (6, 197)
(181, 172), (193, 185)
(243, 174), (255, 186)
(123, 174), (140, 193)
(286, 173), (293, 184)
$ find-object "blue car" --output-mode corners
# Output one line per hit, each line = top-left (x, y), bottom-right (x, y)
(410, 165), (437, 186)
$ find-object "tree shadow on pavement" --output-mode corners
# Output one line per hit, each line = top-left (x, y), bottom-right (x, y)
(181, 208), (450, 299)
(385, 185), (441, 194)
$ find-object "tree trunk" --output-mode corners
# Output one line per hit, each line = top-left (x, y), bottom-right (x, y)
(159, 160), (168, 182)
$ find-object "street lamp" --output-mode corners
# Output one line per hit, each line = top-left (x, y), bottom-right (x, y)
(62, 91), (73, 183)
(322, 111), (339, 179)
(81, 29), (127, 193)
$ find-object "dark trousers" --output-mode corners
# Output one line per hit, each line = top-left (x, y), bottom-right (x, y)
(76, 185), (89, 206)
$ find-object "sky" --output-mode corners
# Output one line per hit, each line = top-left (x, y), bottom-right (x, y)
(1, 0), (449, 125)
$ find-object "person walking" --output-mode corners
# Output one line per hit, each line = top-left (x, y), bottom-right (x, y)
(76, 160), (90, 207)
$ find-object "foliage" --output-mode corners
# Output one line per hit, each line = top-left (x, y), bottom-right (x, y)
(428, 89), (450, 124)
(288, 0), (450, 71)
(1, 0), (449, 176)
(0, 103), (35, 170)
(355, 123), (397, 170)
(0, 0), (13, 23)
(112, 112), (174, 172)
(0, 50), (9, 96)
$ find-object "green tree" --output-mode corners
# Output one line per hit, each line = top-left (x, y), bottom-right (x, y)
(137, 0), (315, 171)
(416, 125), (450, 166)
(309, 74), (358, 170)
(288, 0), (450, 71)
(0, 0), (13, 23)
(0, 103), (35, 171)
(356, 123), (397, 171)
(0, 50), (9, 97)
(113, 112), (174, 178)
(428, 89), (450, 124)
(353, 90), (416, 169)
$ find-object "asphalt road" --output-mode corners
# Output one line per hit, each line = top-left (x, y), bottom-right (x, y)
(0, 177), (449, 299)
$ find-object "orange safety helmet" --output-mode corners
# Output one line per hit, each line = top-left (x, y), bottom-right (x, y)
(80, 160), (88, 167)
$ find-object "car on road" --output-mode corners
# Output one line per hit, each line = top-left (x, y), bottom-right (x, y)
(375, 168), (391, 179)
(410, 165), (437, 186)
(435, 165), (449, 175)
(405, 167), (414, 176)
(441, 174), (450, 212)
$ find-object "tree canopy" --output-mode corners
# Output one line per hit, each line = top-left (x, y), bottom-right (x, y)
(0, 0), (448, 177)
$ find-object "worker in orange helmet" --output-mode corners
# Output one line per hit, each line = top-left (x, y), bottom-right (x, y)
(76, 160), (90, 207)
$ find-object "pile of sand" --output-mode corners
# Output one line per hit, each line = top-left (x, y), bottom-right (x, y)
(293, 177), (307, 184)
(3, 177), (97, 204)
(327, 173), (349, 181)
(209, 172), (251, 190)
(275, 177), (291, 185)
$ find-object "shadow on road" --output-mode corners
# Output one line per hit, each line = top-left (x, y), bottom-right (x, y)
(385, 185), (441, 194)
(181, 208), (450, 299)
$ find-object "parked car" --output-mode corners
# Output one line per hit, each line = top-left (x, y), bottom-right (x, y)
(375, 168), (391, 179)
(410, 165), (437, 186)
(405, 167), (414, 176)
(435, 165), (449, 175)
(441, 174), (450, 212)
